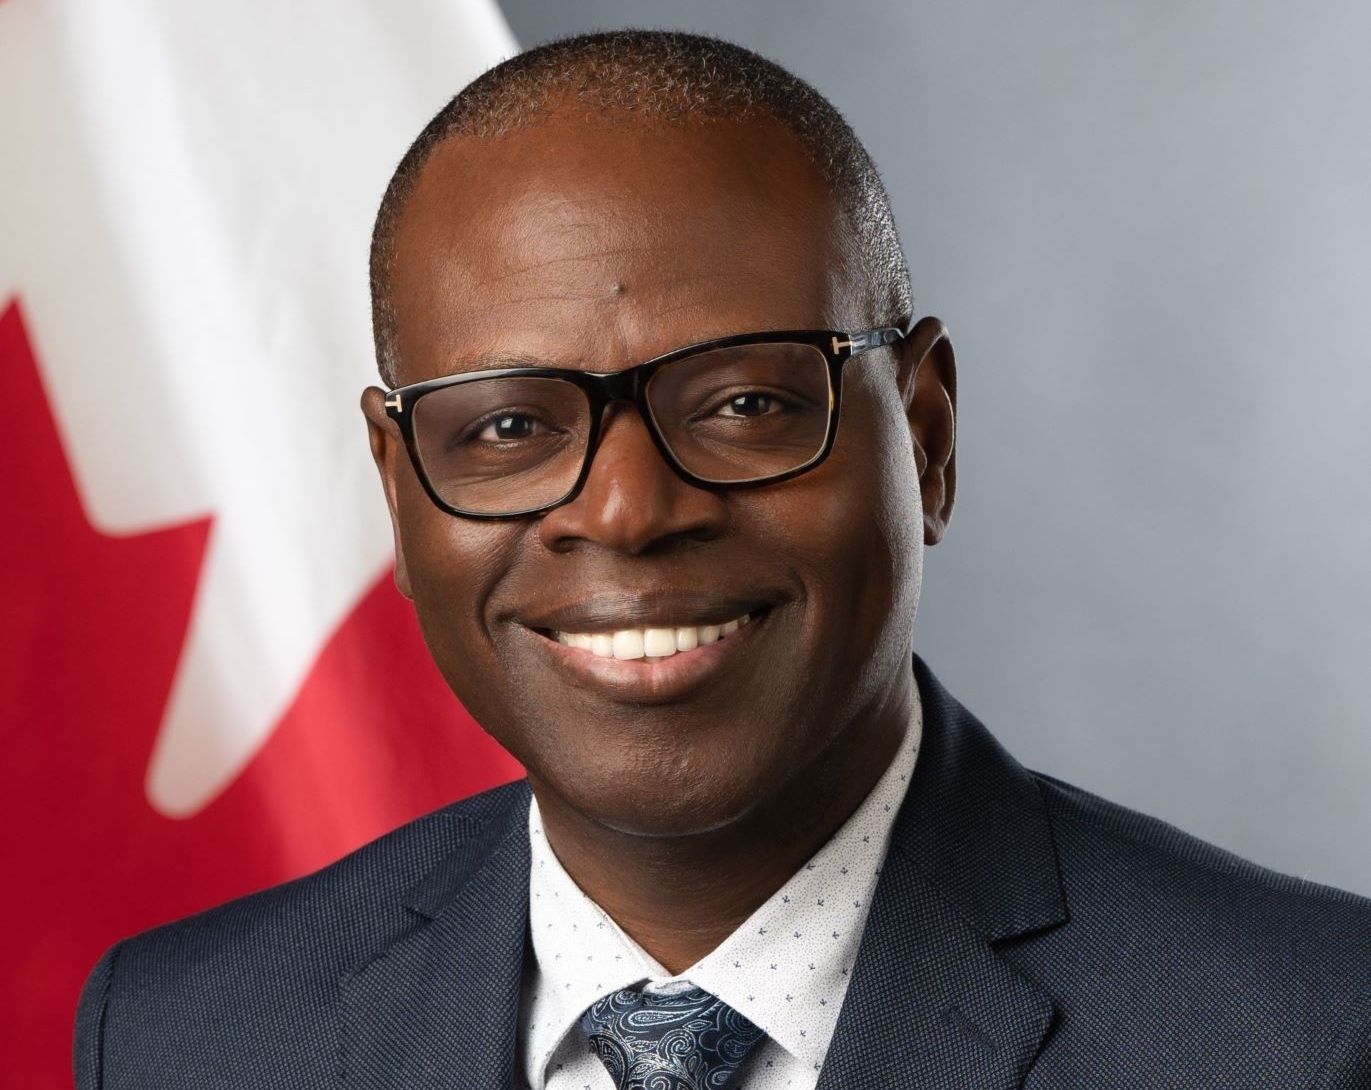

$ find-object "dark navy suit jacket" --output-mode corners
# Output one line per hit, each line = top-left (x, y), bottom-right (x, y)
(75, 660), (1371, 1088)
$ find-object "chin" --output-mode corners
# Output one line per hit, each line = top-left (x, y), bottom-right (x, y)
(540, 749), (780, 841)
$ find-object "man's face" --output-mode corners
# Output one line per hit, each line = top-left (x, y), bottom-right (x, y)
(364, 111), (941, 838)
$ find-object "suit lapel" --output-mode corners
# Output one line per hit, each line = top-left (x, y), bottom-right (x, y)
(817, 848), (1057, 1089)
(339, 784), (532, 1089)
(817, 658), (1068, 1089)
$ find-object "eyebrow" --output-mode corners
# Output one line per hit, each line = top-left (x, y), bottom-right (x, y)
(453, 351), (560, 372)
(444, 351), (649, 380)
(447, 329), (747, 376)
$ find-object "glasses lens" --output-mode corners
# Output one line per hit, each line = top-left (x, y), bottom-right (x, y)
(410, 377), (591, 515)
(645, 343), (833, 483)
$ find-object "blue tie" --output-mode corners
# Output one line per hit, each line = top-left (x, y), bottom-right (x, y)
(580, 985), (766, 1090)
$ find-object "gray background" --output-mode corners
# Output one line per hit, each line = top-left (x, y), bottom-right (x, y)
(498, 0), (1371, 896)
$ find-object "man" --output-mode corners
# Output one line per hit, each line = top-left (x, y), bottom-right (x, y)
(75, 30), (1371, 1089)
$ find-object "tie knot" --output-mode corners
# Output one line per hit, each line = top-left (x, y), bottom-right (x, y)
(580, 985), (765, 1090)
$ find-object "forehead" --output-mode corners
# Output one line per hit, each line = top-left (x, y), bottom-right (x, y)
(388, 110), (858, 383)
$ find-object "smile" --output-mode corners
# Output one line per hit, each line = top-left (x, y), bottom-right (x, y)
(553, 613), (753, 661)
(518, 602), (772, 705)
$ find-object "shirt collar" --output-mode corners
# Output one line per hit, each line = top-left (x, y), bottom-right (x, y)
(523, 693), (922, 1087)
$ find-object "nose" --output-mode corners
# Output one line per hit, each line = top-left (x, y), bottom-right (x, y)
(537, 403), (728, 554)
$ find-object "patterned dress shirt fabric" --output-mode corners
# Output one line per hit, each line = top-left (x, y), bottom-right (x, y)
(522, 694), (924, 1090)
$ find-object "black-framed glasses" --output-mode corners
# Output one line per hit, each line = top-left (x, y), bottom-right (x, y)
(383, 321), (912, 520)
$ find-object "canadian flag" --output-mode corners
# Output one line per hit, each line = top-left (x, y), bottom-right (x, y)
(0, 2), (524, 1084)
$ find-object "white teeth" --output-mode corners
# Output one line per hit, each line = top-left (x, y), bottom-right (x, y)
(556, 613), (753, 660)
(612, 630), (645, 660)
(643, 628), (677, 657)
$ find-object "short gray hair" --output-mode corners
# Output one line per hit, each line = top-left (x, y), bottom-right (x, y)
(369, 29), (912, 385)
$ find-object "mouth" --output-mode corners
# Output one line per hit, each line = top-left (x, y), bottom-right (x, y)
(548, 611), (754, 661)
(515, 601), (775, 703)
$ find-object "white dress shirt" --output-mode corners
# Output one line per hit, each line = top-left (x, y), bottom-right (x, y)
(521, 695), (923, 1090)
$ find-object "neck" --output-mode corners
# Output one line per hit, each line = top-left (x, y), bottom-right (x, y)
(531, 678), (911, 974)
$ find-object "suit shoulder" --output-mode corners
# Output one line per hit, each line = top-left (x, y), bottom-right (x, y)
(78, 780), (529, 1087)
(106, 779), (528, 986)
(1032, 768), (1371, 1016)
(1011, 772), (1371, 1087)
(78, 784), (529, 1090)
(1033, 769), (1371, 916)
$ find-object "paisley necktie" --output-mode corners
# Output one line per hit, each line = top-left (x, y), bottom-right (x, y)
(580, 985), (766, 1090)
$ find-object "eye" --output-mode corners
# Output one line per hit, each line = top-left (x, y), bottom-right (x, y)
(719, 392), (777, 417)
(476, 413), (544, 441)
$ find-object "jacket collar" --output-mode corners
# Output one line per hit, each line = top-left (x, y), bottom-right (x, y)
(339, 657), (1067, 1089)
(896, 657), (1067, 942)
(339, 781), (533, 1089)
(817, 657), (1067, 1088)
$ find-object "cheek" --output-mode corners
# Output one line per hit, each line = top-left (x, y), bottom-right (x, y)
(859, 386), (926, 639)
(769, 381), (924, 696)
(864, 391), (925, 605)
(394, 483), (522, 695)
(800, 380), (921, 584)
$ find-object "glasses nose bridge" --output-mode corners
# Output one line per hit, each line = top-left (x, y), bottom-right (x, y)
(589, 362), (647, 405)
(584, 363), (656, 434)
(576, 363), (680, 485)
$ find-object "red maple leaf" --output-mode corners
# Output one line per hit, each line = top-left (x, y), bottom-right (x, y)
(0, 298), (523, 1088)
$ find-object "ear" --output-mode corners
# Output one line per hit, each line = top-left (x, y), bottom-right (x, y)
(360, 386), (414, 599)
(895, 316), (957, 545)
